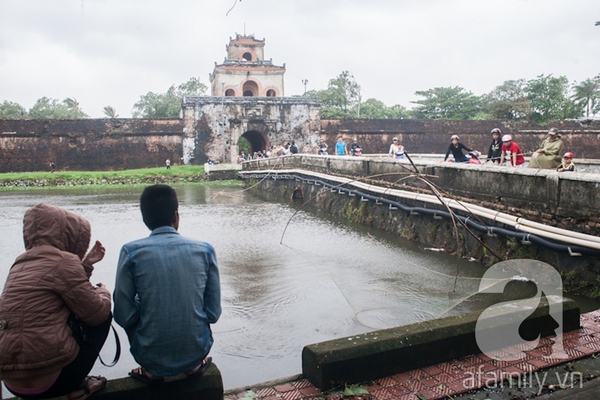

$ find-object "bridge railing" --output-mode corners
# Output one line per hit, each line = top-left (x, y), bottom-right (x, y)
(241, 154), (600, 219)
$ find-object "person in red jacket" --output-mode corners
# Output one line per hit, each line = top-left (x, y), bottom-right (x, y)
(500, 135), (526, 167)
(0, 204), (112, 400)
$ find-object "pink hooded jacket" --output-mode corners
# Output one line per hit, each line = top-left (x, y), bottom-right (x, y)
(0, 204), (111, 379)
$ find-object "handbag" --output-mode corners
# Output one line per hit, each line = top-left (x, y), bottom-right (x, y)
(68, 313), (121, 367)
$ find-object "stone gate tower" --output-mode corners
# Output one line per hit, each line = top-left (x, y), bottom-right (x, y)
(183, 34), (319, 165)
(209, 34), (285, 98)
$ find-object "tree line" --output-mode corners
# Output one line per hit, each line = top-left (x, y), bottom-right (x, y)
(1, 72), (598, 123)
(309, 71), (600, 123)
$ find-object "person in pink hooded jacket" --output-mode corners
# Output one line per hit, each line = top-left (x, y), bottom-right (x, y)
(0, 204), (112, 399)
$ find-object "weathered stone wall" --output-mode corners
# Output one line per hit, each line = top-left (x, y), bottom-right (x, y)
(1, 116), (600, 172)
(182, 96), (321, 164)
(0, 119), (183, 172)
(319, 119), (600, 159)
(243, 171), (600, 298)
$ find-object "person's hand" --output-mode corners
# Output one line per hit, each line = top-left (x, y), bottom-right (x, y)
(83, 240), (106, 266)
(96, 282), (106, 289)
(537, 149), (544, 154)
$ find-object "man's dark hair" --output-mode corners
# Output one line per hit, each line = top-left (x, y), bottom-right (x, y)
(140, 184), (178, 230)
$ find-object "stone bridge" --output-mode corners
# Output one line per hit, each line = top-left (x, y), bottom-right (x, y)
(239, 154), (600, 297)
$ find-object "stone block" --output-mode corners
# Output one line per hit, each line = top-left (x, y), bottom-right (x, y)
(4, 363), (224, 400)
(302, 298), (579, 390)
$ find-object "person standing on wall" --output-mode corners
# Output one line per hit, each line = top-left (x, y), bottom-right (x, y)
(114, 185), (221, 384)
(335, 137), (347, 156)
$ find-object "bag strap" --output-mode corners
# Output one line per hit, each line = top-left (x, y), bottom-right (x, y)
(97, 324), (121, 367)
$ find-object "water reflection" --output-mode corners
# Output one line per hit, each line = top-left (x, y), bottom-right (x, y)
(0, 186), (598, 392)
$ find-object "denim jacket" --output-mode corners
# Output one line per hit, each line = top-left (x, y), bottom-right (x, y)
(114, 226), (221, 376)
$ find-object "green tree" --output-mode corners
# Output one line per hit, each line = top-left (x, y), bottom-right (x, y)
(103, 106), (119, 118)
(0, 101), (28, 119)
(63, 97), (89, 118)
(319, 71), (362, 119)
(571, 76), (600, 117)
(28, 97), (88, 119)
(410, 86), (482, 120)
(359, 98), (409, 119)
(132, 77), (208, 118)
(524, 74), (579, 122)
(483, 79), (531, 120)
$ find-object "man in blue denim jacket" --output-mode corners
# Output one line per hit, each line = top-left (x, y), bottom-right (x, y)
(114, 184), (221, 383)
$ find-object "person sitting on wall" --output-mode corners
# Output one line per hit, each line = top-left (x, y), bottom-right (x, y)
(289, 141), (299, 155)
(349, 138), (362, 156)
(318, 140), (328, 155)
(500, 135), (526, 167)
(486, 128), (503, 165)
(114, 185), (221, 385)
(557, 152), (575, 172)
(443, 135), (472, 163)
(0, 204), (112, 400)
(388, 137), (405, 159)
(527, 127), (564, 169)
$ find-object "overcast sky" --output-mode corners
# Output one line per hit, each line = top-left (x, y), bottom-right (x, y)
(1, 0), (598, 118)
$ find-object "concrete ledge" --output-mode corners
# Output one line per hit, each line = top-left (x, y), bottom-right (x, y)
(302, 298), (580, 390)
(6, 363), (224, 400)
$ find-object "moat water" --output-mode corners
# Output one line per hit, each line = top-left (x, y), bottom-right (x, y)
(0, 185), (598, 393)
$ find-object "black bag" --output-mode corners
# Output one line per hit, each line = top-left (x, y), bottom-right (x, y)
(68, 313), (121, 367)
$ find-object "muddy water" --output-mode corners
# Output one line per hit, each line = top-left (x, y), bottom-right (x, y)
(0, 186), (597, 392)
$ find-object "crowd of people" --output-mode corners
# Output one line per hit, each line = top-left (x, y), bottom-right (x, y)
(0, 185), (220, 399)
(442, 127), (574, 171)
(235, 128), (576, 173)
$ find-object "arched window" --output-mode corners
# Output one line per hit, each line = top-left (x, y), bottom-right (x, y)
(242, 52), (252, 61)
(243, 81), (259, 97)
(225, 89), (235, 96)
(266, 89), (276, 97)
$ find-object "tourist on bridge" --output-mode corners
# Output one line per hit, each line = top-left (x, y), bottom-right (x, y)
(335, 137), (348, 156)
(389, 137), (405, 159)
(527, 128), (564, 169)
(557, 152), (575, 172)
(443, 135), (472, 163)
(318, 140), (328, 155)
(500, 135), (526, 167)
(289, 141), (299, 154)
(349, 137), (362, 156)
(114, 185), (221, 385)
(0, 204), (112, 400)
(486, 128), (503, 165)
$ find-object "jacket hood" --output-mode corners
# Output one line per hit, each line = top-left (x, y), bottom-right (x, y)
(23, 203), (91, 259)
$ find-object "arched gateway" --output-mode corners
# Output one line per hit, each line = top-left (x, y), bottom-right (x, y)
(180, 33), (320, 164)
(181, 96), (320, 164)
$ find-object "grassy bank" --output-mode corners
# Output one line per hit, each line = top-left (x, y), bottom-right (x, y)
(0, 166), (241, 189)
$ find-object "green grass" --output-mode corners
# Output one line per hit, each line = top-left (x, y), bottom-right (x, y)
(0, 165), (206, 181)
(0, 166), (243, 190)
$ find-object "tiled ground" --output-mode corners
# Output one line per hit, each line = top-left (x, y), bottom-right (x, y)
(225, 310), (600, 400)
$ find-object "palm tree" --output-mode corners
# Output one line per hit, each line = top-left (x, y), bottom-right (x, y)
(63, 97), (80, 109)
(103, 106), (118, 119)
(572, 78), (600, 117)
